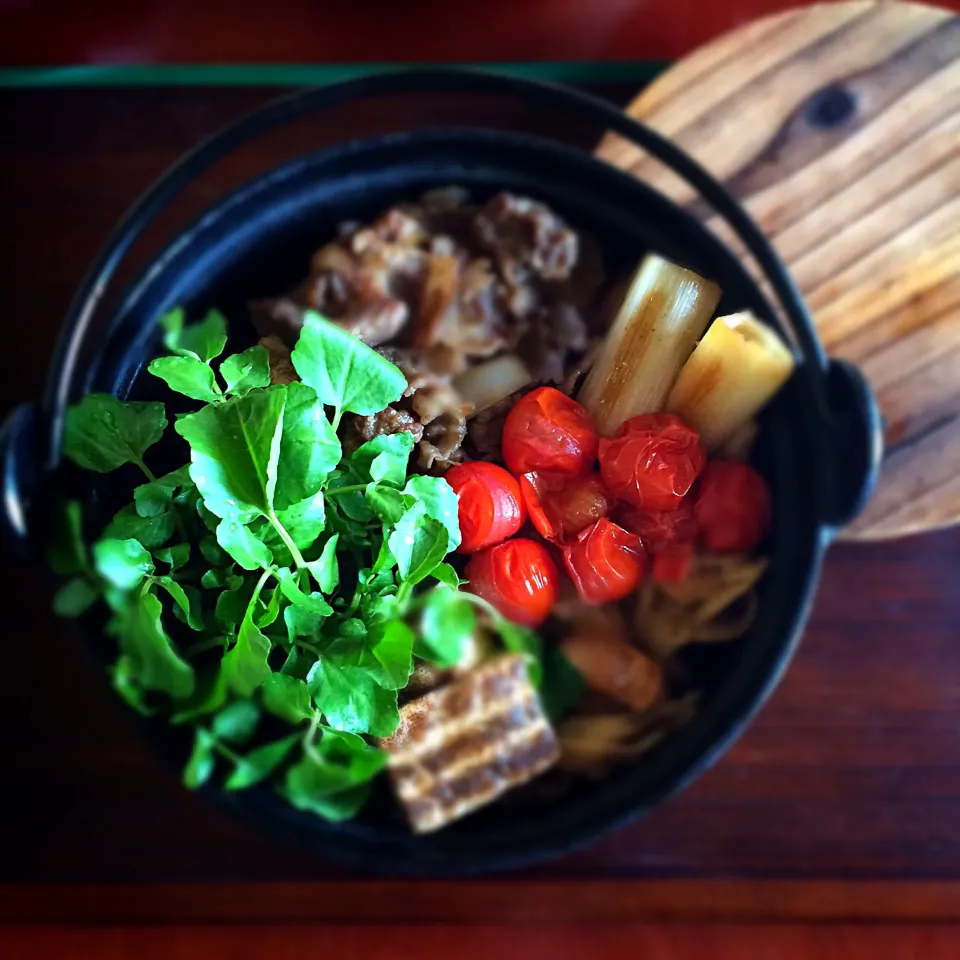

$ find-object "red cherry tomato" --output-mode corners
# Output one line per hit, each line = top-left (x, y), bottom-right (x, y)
(445, 462), (525, 554)
(615, 500), (696, 553)
(502, 387), (598, 476)
(465, 538), (560, 626)
(598, 413), (706, 511)
(694, 460), (771, 553)
(561, 518), (647, 605)
(651, 541), (695, 583)
(519, 471), (614, 541)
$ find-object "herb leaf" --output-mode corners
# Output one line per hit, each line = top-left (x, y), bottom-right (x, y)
(274, 382), (340, 508)
(148, 356), (222, 403)
(63, 394), (167, 473)
(388, 511), (448, 585)
(103, 504), (175, 550)
(290, 312), (406, 418)
(93, 538), (155, 591)
(225, 734), (299, 790)
(119, 588), (195, 699)
(260, 674), (313, 724)
(402, 475), (461, 551)
(46, 500), (88, 575)
(221, 594), (272, 697)
(307, 535), (339, 594)
(53, 577), (99, 617)
(183, 727), (217, 788)
(418, 586), (476, 668)
(283, 728), (388, 819)
(175, 387), (286, 522)
(307, 659), (399, 737)
(212, 700), (260, 743)
(348, 433), (414, 488)
(162, 308), (227, 362)
(216, 519), (273, 571)
(220, 345), (271, 397)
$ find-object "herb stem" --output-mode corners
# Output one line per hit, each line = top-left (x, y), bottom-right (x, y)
(325, 484), (366, 497)
(186, 635), (229, 657)
(135, 459), (157, 482)
(294, 638), (323, 658)
(214, 740), (241, 764)
(266, 510), (306, 569)
(303, 711), (322, 759)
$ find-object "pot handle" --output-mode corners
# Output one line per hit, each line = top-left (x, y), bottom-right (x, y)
(0, 403), (39, 552)
(821, 359), (884, 531)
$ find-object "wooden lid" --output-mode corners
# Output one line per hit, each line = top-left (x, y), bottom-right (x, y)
(596, 0), (960, 540)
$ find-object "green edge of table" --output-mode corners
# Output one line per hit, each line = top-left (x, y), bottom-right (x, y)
(0, 61), (667, 88)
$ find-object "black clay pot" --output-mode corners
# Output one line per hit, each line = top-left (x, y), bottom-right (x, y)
(0, 69), (882, 873)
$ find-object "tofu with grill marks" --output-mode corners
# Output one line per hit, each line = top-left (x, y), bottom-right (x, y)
(378, 654), (560, 833)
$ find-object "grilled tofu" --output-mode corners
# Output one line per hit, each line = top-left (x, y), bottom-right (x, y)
(378, 654), (560, 833)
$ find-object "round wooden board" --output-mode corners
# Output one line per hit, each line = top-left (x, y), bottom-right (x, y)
(596, 0), (960, 541)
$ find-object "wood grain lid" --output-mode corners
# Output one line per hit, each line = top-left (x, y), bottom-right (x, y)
(595, 0), (960, 540)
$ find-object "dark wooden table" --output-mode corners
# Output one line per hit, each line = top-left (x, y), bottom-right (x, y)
(3, 79), (960, 928)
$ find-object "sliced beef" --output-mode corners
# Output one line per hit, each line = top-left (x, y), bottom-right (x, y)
(473, 192), (579, 284)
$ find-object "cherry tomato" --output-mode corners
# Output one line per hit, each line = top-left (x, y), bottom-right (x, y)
(465, 538), (560, 626)
(519, 471), (613, 541)
(614, 500), (696, 553)
(445, 462), (525, 554)
(651, 541), (695, 583)
(694, 460), (771, 553)
(598, 413), (706, 511)
(561, 518), (647, 605)
(502, 386), (598, 476)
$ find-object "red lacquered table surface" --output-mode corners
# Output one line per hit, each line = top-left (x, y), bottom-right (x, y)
(3, 2), (960, 956)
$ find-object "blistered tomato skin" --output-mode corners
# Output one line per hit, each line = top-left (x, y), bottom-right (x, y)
(694, 460), (771, 553)
(465, 538), (560, 627)
(562, 518), (647, 605)
(520, 471), (614, 541)
(598, 413), (706, 511)
(502, 387), (599, 476)
(615, 500), (696, 553)
(445, 462), (525, 554)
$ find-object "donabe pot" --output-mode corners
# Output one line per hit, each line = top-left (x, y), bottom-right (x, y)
(0, 70), (882, 873)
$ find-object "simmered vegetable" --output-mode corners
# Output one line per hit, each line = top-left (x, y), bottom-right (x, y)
(694, 461), (771, 553)
(561, 518), (647, 605)
(445, 461), (525, 554)
(598, 413), (705, 511)
(501, 387), (598, 476)
(519, 471), (613, 542)
(465, 538), (560, 626)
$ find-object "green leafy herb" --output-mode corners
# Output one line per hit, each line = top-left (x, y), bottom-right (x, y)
(52, 577), (99, 617)
(307, 657), (399, 737)
(417, 586), (476, 668)
(51, 305), (473, 828)
(212, 700), (260, 743)
(260, 674), (313, 724)
(183, 727), (217, 788)
(225, 735), (299, 790)
(290, 311), (406, 423)
(93, 538), (155, 591)
(103, 503), (175, 550)
(116, 587), (195, 699)
(308, 535), (339, 594)
(148, 355), (223, 403)
(63, 394), (167, 474)
(389, 511), (448, 585)
(220, 345), (271, 397)
(216, 519), (273, 571)
(161, 307), (227, 362)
